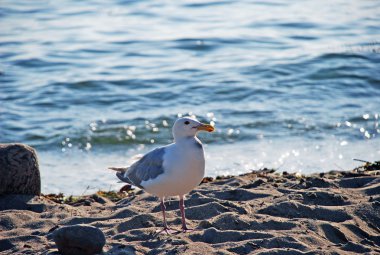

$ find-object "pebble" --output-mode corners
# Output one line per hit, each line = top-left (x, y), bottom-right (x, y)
(53, 224), (106, 255)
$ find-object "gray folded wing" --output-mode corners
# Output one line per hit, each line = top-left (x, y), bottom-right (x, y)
(120, 147), (166, 189)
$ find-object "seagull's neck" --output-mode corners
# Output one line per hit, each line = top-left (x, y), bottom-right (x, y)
(174, 136), (198, 145)
(174, 136), (203, 151)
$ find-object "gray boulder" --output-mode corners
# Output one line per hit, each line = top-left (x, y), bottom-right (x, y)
(0, 143), (40, 195)
(52, 224), (106, 255)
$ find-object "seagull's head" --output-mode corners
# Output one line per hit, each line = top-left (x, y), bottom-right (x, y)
(172, 117), (214, 140)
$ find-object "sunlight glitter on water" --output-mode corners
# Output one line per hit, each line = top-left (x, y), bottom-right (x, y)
(1, 0), (380, 194)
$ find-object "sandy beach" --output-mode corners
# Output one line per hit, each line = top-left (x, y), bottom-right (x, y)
(1, 164), (379, 255)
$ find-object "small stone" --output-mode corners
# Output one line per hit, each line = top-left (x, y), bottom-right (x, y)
(201, 177), (214, 184)
(0, 143), (40, 195)
(91, 194), (110, 204)
(53, 224), (106, 255)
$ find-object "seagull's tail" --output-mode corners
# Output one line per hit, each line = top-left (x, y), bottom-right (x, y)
(108, 166), (134, 185)
(108, 167), (129, 172)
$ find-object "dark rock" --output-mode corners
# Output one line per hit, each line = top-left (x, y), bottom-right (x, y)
(0, 144), (40, 195)
(53, 224), (106, 255)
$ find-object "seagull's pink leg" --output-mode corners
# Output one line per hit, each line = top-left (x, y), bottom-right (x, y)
(157, 198), (176, 234)
(179, 196), (194, 232)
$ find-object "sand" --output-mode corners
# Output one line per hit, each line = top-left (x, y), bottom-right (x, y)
(1, 167), (380, 255)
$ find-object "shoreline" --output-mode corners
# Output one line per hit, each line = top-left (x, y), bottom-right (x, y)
(37, 139), (380, 195)
(1, 164), (380, 254)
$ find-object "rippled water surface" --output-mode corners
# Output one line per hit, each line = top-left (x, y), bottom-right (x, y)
(1, 0), (380, 194)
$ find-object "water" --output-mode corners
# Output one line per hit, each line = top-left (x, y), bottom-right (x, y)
(1, 0), (380, 195)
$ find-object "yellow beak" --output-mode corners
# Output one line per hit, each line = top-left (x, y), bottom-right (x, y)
(196, 123), (215, 132)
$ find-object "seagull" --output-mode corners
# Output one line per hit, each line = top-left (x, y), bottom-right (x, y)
(109, 117), (215, 233)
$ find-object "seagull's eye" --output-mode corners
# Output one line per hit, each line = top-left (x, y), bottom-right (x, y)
(184, 121), (190, 125)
